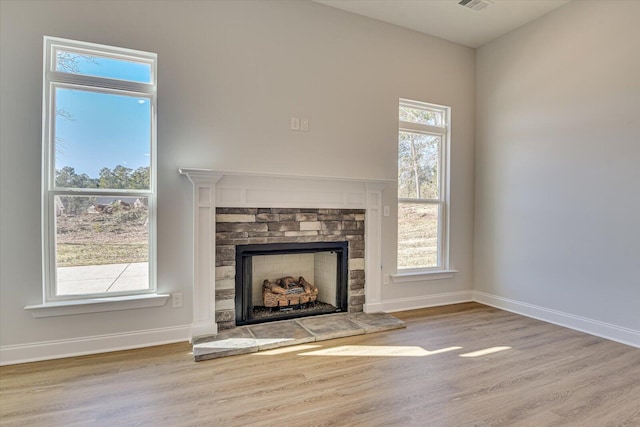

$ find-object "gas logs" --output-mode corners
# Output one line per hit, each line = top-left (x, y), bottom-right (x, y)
(262, 276), (319, 307)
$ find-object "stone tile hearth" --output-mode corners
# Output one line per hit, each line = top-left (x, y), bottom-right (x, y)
(192, 312), (406, 361)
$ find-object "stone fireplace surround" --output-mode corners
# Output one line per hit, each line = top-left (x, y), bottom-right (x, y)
(179, 169), (389, 340)
(217, 207), (365, 330)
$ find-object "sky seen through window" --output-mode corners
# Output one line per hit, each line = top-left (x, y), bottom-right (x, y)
(54, 54), (152, 179)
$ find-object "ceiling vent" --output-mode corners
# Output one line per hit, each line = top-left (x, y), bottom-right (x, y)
(458, 0), (494, 11)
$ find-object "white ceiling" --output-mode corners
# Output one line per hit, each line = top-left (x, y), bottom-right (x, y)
(313, 0), (571, 48)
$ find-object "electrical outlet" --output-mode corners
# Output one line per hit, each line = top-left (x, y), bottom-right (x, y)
(290, 117), (300, 131)
(172, 292), (183, 308)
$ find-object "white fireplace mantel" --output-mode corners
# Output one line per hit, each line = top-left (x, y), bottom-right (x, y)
(179, 168), (391, 340)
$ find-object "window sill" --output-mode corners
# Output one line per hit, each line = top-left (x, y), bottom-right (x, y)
(24, 294), (170, 318)
(391, 270), (458, 284)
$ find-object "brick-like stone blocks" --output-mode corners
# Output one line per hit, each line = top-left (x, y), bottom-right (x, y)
(215, 207), (366, 329)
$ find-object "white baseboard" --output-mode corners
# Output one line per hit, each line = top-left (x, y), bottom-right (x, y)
(4, 291), (637, 365)
(0, 324), (191, 366)
(382, 291), (474, 313)
(473, 291), (640, 348)
(363, 302), (385, 313)
(190, 321), (218, 341)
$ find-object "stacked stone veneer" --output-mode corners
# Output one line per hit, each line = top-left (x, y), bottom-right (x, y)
(215, 208), (366, 330)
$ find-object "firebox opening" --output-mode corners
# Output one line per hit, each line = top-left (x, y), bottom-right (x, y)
(235, 242), (349, 325)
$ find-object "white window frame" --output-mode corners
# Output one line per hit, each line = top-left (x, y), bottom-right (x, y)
(395, 98), (454, 281)
(38, 36), (159, 306)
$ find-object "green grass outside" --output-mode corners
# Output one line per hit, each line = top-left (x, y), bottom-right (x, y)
(57, 243), (148, 267)
(398, 203), (438, 269)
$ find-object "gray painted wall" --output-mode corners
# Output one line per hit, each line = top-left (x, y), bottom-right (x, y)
(474, 0), (640, 331)
(0, 0), (475, 357)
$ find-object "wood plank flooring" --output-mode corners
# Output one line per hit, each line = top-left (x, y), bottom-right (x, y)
(1, 303), (638, 426)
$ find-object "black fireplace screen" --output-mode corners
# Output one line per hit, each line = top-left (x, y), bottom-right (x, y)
(235, 241), (348, 325)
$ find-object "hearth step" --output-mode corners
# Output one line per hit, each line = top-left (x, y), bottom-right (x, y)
(192, 312), (406, 362)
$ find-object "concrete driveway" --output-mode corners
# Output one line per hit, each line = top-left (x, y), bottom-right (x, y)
(57, 262), (149, 295)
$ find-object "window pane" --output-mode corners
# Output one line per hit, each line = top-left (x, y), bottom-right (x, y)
(55, 195), (149, 296)
(54, 88), (151, 189)
(398, 203), (439, 269)
(399, 106), (444, 127)
(398, 132), (440, 200)
(55, 50), (152, 83)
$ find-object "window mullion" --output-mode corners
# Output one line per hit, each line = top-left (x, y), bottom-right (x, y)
(48, 72), (154, 94)
(399, 121), (446, 135)
(52, 188), (153, 196)
(398, 198), (443, 205)
(50, 78), (154, 98)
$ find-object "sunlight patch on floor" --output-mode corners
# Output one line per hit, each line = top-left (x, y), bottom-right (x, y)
(195, 338), (514, 360)
(459, 346), (512, 357)
(256, 344), (323, 355)
(297, 345), (463, 357)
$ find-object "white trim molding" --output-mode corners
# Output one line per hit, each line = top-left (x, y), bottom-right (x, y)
(363, 182), (385, 313)
(383, 291), (474, 313)
(391, 270), (458, 283)
(179, 169), (223, 339)
(474, 291), (640, 349)
(25, 294), (169, 318)
(0, 325), (191, 366)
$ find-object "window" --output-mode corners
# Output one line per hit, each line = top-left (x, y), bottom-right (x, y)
(397, 99), (450, 271)
(42, 37), (157, 301)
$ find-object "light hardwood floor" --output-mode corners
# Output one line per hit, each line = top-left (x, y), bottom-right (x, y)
(1, 303), (638, 426)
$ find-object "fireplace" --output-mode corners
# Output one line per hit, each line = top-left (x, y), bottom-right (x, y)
(179, 168), (388, 339)
(235, 241), (349, 325)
